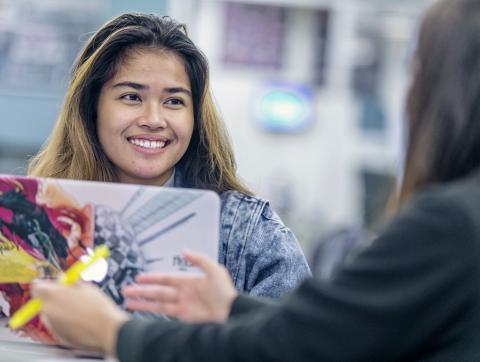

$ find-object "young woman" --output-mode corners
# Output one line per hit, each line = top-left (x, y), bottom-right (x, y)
(27, 13), (311, 299)
(33, 0), (480, 361)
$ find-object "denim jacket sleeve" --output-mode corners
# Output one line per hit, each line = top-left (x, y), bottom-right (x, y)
(218, 191), (311, 298)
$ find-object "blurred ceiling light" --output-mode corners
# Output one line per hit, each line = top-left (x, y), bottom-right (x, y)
(254, 82), (314, 133)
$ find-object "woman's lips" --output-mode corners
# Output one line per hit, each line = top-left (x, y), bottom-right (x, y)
(127, 137), (171, 153)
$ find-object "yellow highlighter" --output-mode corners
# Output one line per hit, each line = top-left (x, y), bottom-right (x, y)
(8, 244), (110, 329)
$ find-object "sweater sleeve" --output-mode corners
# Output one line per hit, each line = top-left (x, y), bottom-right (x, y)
(229, 294), (276, 318)
(116, 191), (479, 362)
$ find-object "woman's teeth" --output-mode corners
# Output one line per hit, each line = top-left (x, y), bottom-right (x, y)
(129, 139), (166, 149)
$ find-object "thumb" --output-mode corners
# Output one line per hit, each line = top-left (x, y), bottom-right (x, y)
(182, 250), (220, 277)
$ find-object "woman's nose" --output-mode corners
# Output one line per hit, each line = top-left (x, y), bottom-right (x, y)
(137, 103), (167, 129)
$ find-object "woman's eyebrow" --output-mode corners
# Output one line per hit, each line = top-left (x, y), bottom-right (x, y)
(111, 81), (147, 90)
(164, 87), (192, 96)
(111, 82), (191, 96)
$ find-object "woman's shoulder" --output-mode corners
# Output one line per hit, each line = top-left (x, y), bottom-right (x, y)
(415, 171), (480, 215)
(219, 190), (281, 223)
(397, 171), (480, 249)
(219, 189), (266, 205)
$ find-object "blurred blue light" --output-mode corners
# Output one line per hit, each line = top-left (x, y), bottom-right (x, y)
(255, 83), (314, 133)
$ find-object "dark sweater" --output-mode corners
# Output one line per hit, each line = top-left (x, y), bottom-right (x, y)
(117, 172), (480, 362)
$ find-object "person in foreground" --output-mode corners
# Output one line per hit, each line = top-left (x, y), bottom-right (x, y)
(27, 12), (310, 299)
(32, 0), (480, 361)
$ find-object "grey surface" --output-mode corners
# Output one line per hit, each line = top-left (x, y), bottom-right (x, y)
(0, 320), (108, 361)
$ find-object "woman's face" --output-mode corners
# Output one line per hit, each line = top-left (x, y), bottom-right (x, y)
(97, 49), (194, 186)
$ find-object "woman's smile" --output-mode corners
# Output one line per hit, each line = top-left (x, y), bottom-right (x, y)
(127, 136), (172, 154)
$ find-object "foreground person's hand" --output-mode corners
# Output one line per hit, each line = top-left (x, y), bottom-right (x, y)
(123, 250), (238, 323)
(31, 281), (130, 357)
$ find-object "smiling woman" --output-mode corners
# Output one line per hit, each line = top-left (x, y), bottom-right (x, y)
(97, 49), (194, 186)
(27, 13), (311, 304)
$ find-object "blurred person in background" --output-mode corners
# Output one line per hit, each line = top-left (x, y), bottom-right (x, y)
(27, 13), (311, 300)
(32, 0), (480, 361)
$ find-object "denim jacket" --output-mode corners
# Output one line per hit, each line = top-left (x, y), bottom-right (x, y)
(175, 173), (311, 298)
(217, 191), (312, 297)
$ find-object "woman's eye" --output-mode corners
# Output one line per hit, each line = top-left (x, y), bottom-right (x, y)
(165, 98), (185, 106)
(121, 94), (141, 102)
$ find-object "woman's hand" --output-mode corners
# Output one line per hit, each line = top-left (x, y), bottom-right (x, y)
(31, 281), (130, 357)
(122, 251), (238, 323)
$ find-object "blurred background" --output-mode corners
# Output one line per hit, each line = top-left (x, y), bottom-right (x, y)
(0, 0), (433, 260)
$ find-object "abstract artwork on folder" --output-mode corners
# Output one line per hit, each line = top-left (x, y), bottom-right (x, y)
(0, 175), (220, 343)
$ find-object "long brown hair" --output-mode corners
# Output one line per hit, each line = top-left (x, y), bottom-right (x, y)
(28, 13), (251, 195)
(395, 0), (480, 208)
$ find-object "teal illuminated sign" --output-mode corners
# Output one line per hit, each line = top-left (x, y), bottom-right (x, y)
(255, 83), (314, 133)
